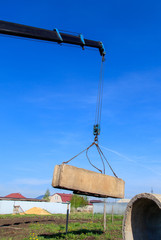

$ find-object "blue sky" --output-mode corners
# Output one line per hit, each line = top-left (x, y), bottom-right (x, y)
(0, 0), (161, 199)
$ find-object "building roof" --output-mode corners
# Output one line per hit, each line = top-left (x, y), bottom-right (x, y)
(5, 193), (26, 199)
(56, 193), (72, 203)
(90, 200), (103, 204)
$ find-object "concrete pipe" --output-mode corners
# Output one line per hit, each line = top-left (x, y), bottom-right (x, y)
(123, 193), (161, 240)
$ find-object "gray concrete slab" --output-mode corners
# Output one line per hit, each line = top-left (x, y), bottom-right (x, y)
(52, 164), (125, 198)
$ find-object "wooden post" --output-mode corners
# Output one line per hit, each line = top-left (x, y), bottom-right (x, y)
(112, 205), (114, 223)
(103, 198), (106, 232)
(66, 202), (70, 234)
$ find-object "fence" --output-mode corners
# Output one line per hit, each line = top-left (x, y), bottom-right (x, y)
(93, 202), (128, 215)
(0, 200), (69, 214)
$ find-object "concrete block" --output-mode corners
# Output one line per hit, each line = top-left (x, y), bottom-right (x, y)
(52, 164), (125, 198)
(123, 193), (161, 240)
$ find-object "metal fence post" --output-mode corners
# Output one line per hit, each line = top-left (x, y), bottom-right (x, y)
(66, 202), (70, 234)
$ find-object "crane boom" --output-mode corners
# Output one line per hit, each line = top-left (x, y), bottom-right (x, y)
(0, 20), (105, 56)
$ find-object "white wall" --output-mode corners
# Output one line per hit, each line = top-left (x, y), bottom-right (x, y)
(0, 200), (69, 214)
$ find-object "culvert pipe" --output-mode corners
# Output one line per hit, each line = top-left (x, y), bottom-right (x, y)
(123, 193), (161, 240)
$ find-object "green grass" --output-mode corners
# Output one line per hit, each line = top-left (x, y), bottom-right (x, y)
(25, 221), (121, 239)
(26, 214), (123, 239)
(0, 212), (123, 220)
(0, 214), (66, 219)
(0, 213), (123, 240)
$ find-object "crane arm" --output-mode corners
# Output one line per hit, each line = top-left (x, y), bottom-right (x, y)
(0, 20), (106, 56)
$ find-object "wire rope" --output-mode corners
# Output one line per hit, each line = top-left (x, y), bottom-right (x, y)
(97, 145), (118, 178)
(62, 142), (95, 164)
(95, 144), (105, 174)
(86, 147), (102, 173)
(95, 56), (105, 126)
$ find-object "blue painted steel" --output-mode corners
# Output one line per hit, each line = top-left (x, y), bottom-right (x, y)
(79, 34), (85, 45)
(93, 124), (100, 136)
(54, 28), (63, 42)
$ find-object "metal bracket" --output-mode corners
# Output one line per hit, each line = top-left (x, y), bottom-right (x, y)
(79, 34), (85, 50)
(99, 42), (106, 57)
(54, 28), (63, 42)
(93, 124), (100, 136)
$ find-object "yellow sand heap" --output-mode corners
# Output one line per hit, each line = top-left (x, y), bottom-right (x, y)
(25, 207), (51, 215)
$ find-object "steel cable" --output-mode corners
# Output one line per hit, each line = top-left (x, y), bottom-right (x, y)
(95, 56), (105, 126)
(97, 145), (118, 178)
(95, 144), (105, 174)
(86, 146), (102, 173)
(62, 142), (95, 164)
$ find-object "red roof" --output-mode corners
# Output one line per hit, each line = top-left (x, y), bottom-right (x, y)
(5, 193), (26, 199)
(56, 193), (72, 203)
(88, 202), (93, 205)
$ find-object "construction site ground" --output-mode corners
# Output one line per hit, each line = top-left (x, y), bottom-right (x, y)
(0, 213), (123, 240)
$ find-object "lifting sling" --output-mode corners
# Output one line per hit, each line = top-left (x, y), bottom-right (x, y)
(52, 56), (125, 198)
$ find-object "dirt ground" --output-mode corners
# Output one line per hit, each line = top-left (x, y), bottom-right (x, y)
(0, 215), (65, 227)
(0, 216), (97, 239)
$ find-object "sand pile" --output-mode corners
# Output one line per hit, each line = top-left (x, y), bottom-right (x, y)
(25, 207), (51, 215)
